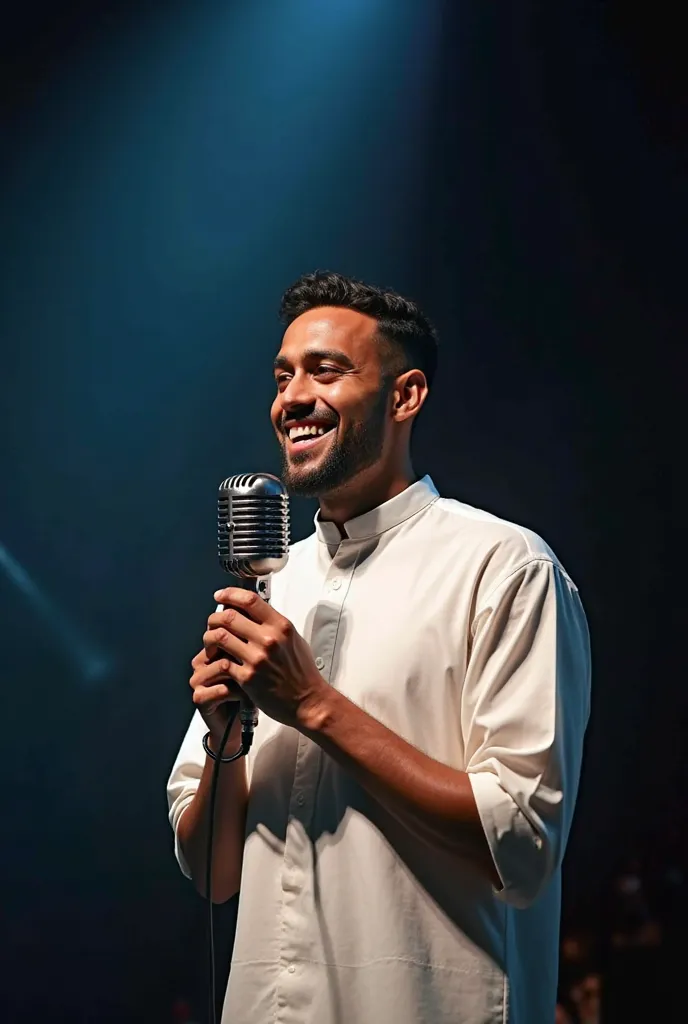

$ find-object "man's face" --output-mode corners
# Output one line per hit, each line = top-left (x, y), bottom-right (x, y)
(270, 307), (392, 497)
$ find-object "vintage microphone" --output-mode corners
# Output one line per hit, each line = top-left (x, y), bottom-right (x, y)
(215, 472), (290, 751)
(205, 473), (289, 1024)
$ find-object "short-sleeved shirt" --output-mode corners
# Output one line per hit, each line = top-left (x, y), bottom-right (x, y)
(168, 476), (590, 1024)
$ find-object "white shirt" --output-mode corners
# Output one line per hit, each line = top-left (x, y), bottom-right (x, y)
(168, 476), (590, 1024)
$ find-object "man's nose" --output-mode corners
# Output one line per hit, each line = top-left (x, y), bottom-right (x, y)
(279, 372), (315, 411)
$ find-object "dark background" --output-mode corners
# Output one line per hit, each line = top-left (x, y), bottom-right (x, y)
(1, 2), (684, 1021)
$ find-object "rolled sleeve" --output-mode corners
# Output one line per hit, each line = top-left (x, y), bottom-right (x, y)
(166, 710), (207, 879)
(464, 557), (590, 908)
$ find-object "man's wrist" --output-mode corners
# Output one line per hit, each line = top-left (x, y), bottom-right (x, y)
(205, 708), (242, 754)
(296, 681), (341, 735)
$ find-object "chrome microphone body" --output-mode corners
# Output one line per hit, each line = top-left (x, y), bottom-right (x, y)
(216, 473), (290, 744)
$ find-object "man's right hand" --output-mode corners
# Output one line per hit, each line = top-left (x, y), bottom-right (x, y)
(189, 642), (244, 745)
(176, 623), (250, 902)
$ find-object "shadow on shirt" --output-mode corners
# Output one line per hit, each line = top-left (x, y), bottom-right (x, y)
(243, 600), (507, 975)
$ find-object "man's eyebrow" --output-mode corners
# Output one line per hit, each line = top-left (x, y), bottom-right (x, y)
(273, 348), (355, 371)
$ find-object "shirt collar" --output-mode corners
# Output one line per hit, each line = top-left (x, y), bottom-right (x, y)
(314, 475), (439, 544)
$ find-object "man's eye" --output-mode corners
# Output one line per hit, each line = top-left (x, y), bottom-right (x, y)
(275, 366), (340, 388)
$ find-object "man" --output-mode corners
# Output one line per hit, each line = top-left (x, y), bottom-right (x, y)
(167, 271), (591, 1023)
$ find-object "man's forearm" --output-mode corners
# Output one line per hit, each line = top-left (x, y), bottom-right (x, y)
(299, 687), (500, 886)
(176, 720), (248, 903)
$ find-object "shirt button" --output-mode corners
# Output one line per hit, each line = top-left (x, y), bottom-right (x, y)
(288, 964), (296, 974)
(315, 656), (324, 670)
(296, 793), (305, 806)
(330, 577), (341, 590)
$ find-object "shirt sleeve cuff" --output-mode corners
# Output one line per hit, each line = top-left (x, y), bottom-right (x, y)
(171, 800), (194, 880)
(468, 770), (550, 909)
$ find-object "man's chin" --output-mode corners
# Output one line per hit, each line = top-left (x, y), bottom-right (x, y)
(282, 465), (325, 496)
(281, 454), (339, 497)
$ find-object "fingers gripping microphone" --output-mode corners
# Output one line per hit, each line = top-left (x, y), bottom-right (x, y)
(217, 473), (290, 747)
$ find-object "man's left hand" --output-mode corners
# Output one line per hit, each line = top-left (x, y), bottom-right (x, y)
(206, 587), (328, 729)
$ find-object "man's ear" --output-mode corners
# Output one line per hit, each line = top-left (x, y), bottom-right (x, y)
(392, 369), (428, 423)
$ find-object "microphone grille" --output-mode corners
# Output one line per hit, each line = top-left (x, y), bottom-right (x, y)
(218, 473), (290, 578)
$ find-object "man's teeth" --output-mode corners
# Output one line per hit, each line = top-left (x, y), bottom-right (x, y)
(288, 425), (331, 441)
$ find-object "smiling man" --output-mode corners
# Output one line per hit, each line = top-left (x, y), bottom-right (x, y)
(167, 271), (591, 1024)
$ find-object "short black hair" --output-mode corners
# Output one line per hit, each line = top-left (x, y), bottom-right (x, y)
(279, 270), (439, 389)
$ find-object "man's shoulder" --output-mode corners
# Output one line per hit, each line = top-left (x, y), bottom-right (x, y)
(427, 494), (569, 587)
(432, 495), (554, 553)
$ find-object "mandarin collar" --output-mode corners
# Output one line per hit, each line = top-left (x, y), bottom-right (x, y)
(314, 475), (439, 545)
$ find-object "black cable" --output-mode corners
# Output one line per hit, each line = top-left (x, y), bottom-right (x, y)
(204, 706), (248, 1024)
(204, 581), (261, 1021)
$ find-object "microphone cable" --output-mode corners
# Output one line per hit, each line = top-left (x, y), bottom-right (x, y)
(204, 703), (254, 1024)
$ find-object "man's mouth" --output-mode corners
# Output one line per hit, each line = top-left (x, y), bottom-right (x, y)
(285, 422), (336, 453)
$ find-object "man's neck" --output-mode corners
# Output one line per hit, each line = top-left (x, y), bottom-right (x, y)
(318, 466), (417, 538)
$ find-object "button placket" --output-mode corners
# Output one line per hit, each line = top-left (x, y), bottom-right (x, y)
(310, 553), (356, 683)
(277, 735), (321, 991)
